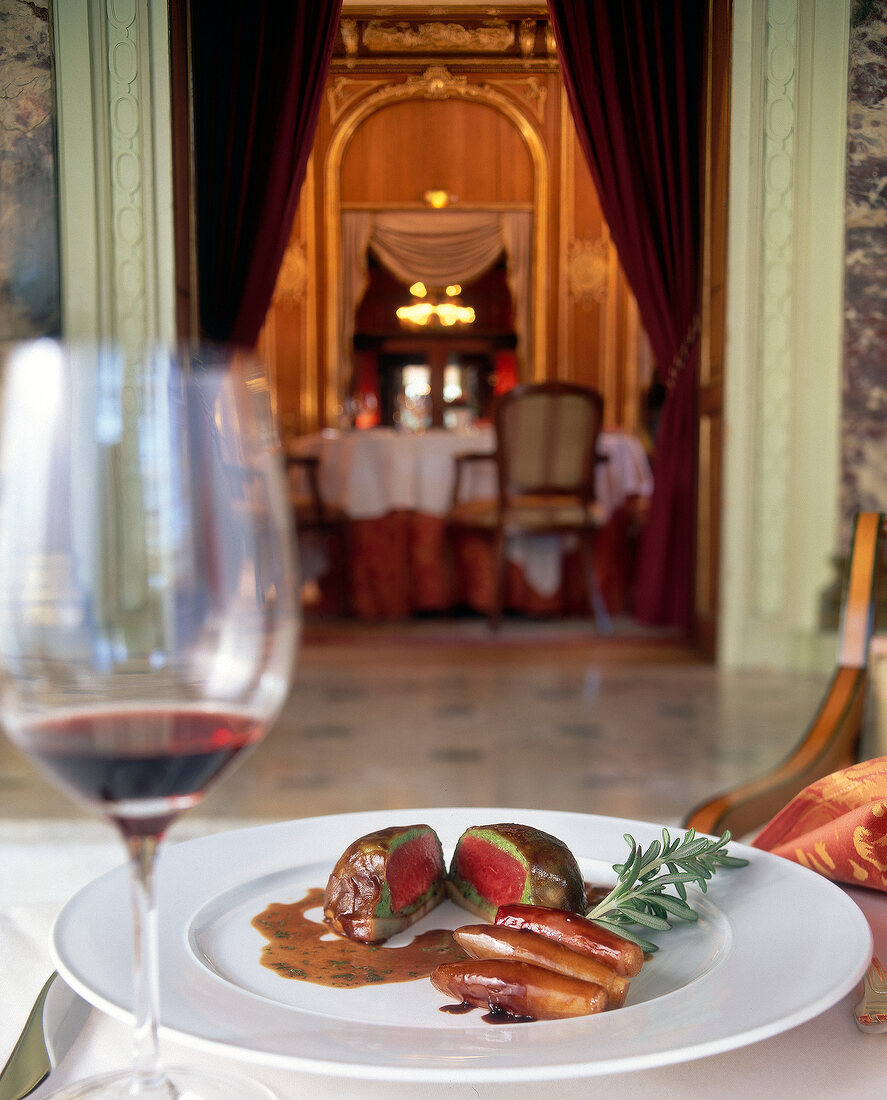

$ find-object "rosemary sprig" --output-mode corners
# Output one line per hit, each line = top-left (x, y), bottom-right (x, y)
(586, 828), (749, 953)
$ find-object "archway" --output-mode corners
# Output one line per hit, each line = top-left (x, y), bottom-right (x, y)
(322, 66), (550, 424)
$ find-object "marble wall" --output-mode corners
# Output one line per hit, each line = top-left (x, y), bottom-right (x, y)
(843, 0), (887, 540)
(0, 0), (59, 340)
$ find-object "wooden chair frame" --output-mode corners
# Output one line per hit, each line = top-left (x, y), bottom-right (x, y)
(449, 382), (611, 630)
(287, 454), (349, 613)
(683, 512), (885, 838)
(288, 455), (332, 527)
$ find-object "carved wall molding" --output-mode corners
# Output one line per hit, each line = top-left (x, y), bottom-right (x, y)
(340, 18), (359, 58)
(484, 76), (547, 122)
(722, 0), (849, 671)
(327, 76), (388, 124)
(362, 19), (514, 53)
(330, 65), (545, 117)
(518, 18), (536, 58)
(566, 235), (609, 308)
(272, 242), (308, 308)
(753, 0), (797, 618)
(105, 0), (150, 353)
(54, 0), (174, 347)
(402, 64), (470, 98)
(331, 9), (556, 72)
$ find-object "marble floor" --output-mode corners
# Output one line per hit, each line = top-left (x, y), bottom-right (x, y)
(0, 614), (833, 833)
(0, 618), (880, 1100)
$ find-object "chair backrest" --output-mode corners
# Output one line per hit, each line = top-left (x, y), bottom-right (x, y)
(683, 511), (885, 838)
(287, 454), (327, 527)
(494, 382), (604, 502)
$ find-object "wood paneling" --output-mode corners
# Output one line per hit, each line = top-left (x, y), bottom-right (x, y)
(341, 100), (533, 204)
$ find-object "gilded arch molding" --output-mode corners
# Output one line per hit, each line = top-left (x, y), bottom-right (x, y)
(323, 65), (550, 422)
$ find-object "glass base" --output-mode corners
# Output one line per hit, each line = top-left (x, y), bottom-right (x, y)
(43, 1065), (277, 1099)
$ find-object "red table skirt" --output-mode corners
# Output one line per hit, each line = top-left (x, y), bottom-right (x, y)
(314, 507), (642, 620)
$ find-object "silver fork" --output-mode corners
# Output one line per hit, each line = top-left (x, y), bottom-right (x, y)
(855, 956), (887, 1033)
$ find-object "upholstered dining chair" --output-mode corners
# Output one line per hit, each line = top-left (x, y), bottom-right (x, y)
(447, 381), (611, 630)
(287, 454), (349, 612)
(684, 511), (885, 839)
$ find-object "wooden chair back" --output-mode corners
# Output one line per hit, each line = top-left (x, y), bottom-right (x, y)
(494, 382), (604, 506)
(448, 382), (609, 629)
(683, 512), (885, 838)
(286, 453), (349, 612)
(287, 454), (337, 529)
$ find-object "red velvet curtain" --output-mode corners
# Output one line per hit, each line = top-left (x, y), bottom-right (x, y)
(547, 1), (704, 630)
(189, 1), (342, 346)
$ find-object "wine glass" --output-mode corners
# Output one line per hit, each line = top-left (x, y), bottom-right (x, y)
(0, 340), (299, 1099)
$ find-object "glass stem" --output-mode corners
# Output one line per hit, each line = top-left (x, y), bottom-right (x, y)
(125, 833), (170, 1096)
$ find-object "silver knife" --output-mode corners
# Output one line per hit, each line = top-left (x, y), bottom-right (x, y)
(0, 973), (92, 1100)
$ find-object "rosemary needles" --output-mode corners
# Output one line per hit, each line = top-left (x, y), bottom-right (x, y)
(586, 828), (749, 953)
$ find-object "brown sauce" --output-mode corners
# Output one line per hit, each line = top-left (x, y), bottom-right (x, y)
(252, 887), (467, 989)
(439, 1002), (535, 1024)
(483, 1006), (535, 1024)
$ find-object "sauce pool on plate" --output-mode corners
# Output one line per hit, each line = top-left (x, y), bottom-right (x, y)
(252, 887), (467, 988)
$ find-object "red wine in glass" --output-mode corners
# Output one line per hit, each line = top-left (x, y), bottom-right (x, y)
(21, 709), (267, 837)
(0, 341), (298, 1100)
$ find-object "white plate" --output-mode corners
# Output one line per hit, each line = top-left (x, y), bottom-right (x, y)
(52, 808), (872, 1082)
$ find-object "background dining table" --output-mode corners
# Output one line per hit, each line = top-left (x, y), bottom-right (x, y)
(3, 821), (886, 1099)
(291, 424), (654, 620)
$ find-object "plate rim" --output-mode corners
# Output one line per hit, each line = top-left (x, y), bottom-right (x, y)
(51, 807), (874, 1082)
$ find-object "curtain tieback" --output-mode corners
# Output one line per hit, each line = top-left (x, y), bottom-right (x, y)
(666, 313), (701, 390)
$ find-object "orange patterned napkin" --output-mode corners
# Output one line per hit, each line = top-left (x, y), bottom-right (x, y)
(752, 758), (887, 891)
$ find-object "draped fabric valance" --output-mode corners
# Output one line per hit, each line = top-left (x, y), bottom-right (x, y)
(341, 210), (532, 379)
(370, 212), (505, 288)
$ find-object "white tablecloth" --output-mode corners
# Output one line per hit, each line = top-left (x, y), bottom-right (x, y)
(3, 826), (887, 1099)
(292, 426), (653, 524)
(292, 427), (653, 599)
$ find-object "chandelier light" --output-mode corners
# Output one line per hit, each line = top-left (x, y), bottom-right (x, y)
(424, 189), (454, 208)
(396, 282), (476, 328)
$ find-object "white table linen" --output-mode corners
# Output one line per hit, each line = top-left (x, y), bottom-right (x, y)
(292, 427), (653, 599)
(3, 825), (886, 1099)
(293, 426), (652, 523)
